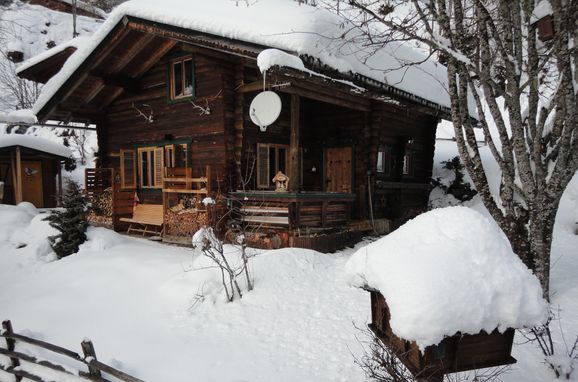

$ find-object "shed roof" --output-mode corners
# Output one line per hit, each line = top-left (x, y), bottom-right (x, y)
(30, 0), (476, 122)
(0, 134), (72, 159)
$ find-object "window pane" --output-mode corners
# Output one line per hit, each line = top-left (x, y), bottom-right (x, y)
(376, 151), (384, 173)
(141, 151), (149, 187)
(257, 144), (269, 188)
(173, 61), (183, 97)
(150, 152), (155, 186)
(269, 147), (276, 182)
(277, 148), (286, 173)
(184, 59), (193, 96)
(175, 144), (187, 167)
(403, 154), (411, 175)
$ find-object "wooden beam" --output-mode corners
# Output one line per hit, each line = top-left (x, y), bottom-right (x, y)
(97, 87), (125, 110)
(108, 33), (155, 73)
(289, 94), (300, 192)
(281, 84), (370, 112)
(90, 71), (140, 92)
(41, 25), (133, 121)
(15, 147), (23, 204)
(131, 39), (177, 78)
(237, 81), (265, 93)
(82, 80), (105, 105)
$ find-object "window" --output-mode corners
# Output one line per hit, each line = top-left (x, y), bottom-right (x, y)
(137, 147), (164, 188)
(169, 56), (194, 100)
(402, 153), (413, 176)
(256, 143), (289, 189)
(165, 144), (188, 168)
(120, 149), (136, 189)
(376, 147), (392, 175)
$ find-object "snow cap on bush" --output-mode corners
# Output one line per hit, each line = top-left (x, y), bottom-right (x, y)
(346, 206), (548, 350)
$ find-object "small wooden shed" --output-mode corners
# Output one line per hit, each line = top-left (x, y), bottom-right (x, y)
(368, 289), (516, 381)
(0, 135), (72, 208)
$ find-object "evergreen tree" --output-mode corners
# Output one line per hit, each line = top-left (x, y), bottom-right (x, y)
(45, 180), (89, 258)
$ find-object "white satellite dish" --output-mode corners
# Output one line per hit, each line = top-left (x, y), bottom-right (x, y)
(249, 91), (282, 132)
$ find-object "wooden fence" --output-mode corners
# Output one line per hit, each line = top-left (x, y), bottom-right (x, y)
(0, 320), (145, 382)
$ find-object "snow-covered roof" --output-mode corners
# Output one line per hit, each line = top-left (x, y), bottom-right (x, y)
(16, 37), (86, 75)
(346, 206), (548, 350)
(33, 0), (466, 117)
(0, 134), (72, 158)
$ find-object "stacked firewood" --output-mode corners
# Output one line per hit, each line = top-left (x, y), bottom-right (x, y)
(164, 209), (209, 237)
(92, 187), (113, 217)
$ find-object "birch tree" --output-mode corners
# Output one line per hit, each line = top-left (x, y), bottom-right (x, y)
(321, 0), (577, 298)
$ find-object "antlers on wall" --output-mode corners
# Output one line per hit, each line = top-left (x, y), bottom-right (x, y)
(132, 103), (154, 124)
(190, 89), (223, 116)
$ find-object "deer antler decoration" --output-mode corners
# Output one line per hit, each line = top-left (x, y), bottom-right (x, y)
(190, 89), (223, 116)
(132, 103), (154, 123)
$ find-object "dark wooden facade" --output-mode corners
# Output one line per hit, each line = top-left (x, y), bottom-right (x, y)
(20, 15), (445, 246)
(0, 146), (64, 208)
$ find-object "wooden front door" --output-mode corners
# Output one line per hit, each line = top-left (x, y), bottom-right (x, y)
(21, 161), (44, 207)
(325, 147), (352, 193)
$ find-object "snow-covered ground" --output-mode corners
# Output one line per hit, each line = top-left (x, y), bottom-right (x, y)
(0, 162), (577, 382)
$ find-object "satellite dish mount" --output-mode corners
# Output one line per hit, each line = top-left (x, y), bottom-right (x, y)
(249, 70), (282, 132)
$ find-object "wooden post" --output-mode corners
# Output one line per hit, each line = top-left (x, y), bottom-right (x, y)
(2, 320), (22, 382)
(81, 339), (102, 378)
(15, 147), (23, 204)
(205, 165), (212, 193)
(289, 94), (300, 192)
(57, 163), (63, 206)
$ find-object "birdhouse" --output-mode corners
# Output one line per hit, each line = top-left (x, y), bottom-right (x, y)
(367, 290), (516, 381)
(272, 171), (289, 192)
(536, 15), (555, 41)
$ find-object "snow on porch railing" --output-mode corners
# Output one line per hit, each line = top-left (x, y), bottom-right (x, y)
(0, 320), (146, 382)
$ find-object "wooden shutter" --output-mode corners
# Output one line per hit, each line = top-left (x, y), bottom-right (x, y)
(154, 147), (164, 188)
(256, 143), (270, 189)
(120, 149), (136, 189)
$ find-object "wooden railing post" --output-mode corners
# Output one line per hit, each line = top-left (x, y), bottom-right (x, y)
(2, 320), (22, 382)
(81, 339), (102, 378)
(205, 165), (211, 193)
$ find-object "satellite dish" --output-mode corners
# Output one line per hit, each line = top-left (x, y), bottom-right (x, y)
(249, 91), (282, 132)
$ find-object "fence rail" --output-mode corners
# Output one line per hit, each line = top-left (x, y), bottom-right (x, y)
(0, 320), (145, 382)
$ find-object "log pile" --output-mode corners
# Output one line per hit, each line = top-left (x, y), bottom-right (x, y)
(164, 208), (209, 237)
(87, 187), (113, 228)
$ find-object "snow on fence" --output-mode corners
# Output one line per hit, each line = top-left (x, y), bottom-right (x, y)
(0, 320), (145, 382)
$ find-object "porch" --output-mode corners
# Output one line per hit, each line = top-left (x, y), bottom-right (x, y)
(85, 167), (381, 251)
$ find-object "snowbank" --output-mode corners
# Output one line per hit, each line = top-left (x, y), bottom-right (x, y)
(0, 134), (72, 158)
(34, 0), (473, 118)
(346, 206), (548, 350)
(0, 109), (38, 124)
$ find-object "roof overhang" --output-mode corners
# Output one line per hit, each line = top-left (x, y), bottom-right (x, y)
(34, 15), (455, 124)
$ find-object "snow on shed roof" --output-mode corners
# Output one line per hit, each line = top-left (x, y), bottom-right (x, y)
(0, 134), (72, 158)
(346, 206), (548, 350)
(16, 37), (87, 75)
(33, 0), (469, 117)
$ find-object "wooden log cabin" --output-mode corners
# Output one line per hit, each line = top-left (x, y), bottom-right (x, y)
(19, 2), (453, 249)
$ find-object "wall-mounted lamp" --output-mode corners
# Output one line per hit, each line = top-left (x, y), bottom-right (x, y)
(311, 165), (317, 173)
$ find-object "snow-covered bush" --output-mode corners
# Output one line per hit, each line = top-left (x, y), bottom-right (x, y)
(44, 180), (89, 258)
(192, 226), (253, 302)
(431, 156), (476, 203)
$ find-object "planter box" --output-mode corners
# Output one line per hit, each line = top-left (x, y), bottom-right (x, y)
(368, 291), (516, 379)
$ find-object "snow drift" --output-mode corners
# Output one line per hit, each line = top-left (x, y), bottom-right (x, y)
(346, 206), (548, 350)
